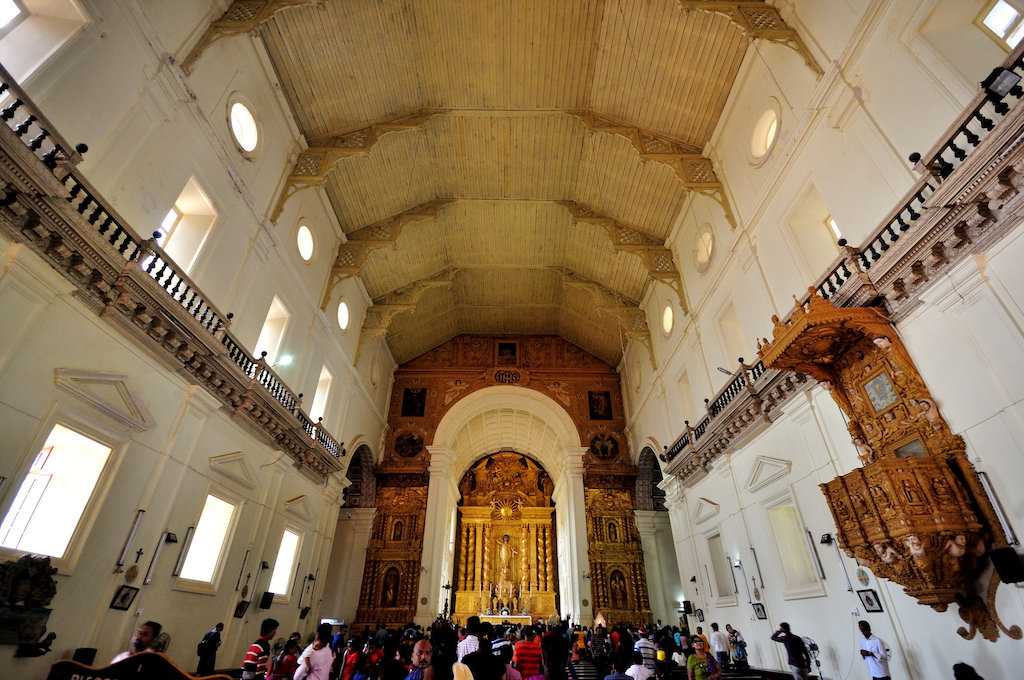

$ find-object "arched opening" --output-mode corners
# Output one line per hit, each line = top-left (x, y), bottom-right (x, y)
(342, 444), (375, 508)
(420, 385), (588, 624)
(451, 451), (558, 622)
(635, 447), (666, 512)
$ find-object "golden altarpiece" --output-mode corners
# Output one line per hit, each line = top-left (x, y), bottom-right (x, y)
(452, 452), (558, 622)
(758, 291), (1018, 640)
(354, 335), (653, 627)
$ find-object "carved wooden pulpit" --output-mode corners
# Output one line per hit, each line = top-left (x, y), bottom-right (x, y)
(757, 290), (1017, 640)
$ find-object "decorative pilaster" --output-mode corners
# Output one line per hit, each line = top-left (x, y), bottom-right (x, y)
(417, 445), (458, 625)
(553, 446), (589, 621)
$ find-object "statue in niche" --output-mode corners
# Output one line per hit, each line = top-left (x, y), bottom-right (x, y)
(607, 522), (618, 542)
(609, 571), (627, 609)
(381, 569), (399, 607)
(498, 534), (518, 585)
(392, 521), (404, 541)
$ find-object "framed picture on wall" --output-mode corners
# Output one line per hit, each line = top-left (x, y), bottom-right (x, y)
(109, 585), (139, 611)
(857, 588), (883, 613)
(752, 602), (767, 620)
(695, 608), (704, 623)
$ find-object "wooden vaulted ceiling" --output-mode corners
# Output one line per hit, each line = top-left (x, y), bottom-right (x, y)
(258, 0), (752, 365)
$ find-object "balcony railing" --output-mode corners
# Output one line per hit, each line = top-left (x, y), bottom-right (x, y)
(663, 43), (1024, 479)
(0, 62), (345, 473)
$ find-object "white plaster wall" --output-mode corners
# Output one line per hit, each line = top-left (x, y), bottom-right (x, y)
(0, 241), (349, 676)
(625, 3), (1024, 679)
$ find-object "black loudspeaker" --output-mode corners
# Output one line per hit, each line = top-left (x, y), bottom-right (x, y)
(682, 600), (694, 615)
(72, 648), (97, 665)
(259, 590), (275, 609)
(989, 547), (1024, 583)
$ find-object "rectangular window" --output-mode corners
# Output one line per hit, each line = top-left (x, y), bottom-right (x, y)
(767, 503), (822, 597)
(308, 365), (333, 426)
(978, 0), (1024, 49)
(717, 303), (748, 368)
(0, 424), (111, 559)
(254, 296), (290, 366)
(268, 528), (300, 595)
(157, 177), (217, 274)
(707, 533), (735, 601)
(178, 494), (237, 583)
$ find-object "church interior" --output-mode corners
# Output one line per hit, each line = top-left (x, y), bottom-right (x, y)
(1, 1), (1024, 678)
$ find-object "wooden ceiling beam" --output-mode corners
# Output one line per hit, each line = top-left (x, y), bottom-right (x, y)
(319, 199), (454, 310)
(356, 268), (457, 362)
(558, 200), (688, 313)
(271, 109), (449, 223)
(181, 0), (323, 74)
(559, 268), (657, 369)
(567, 110), (737, 228)
(675, 1), (823, 77)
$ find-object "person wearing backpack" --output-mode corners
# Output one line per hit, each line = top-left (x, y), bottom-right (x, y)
(197, 622), (223, 676)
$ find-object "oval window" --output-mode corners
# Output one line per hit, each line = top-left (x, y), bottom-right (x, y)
(662, 303), (674, 335)
(296, 225), (314, 261)
(229, 101), (259, 153)
(751, 108), (779, 161)
(337, 300), (350, 330)
(695, 225), (714, 271)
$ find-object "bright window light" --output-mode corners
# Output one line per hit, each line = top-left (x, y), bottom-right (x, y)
(0, 425), (111, 558)
(297, 225), (314, 261)
(229, 101), (259, 153)
(255, 296), (290, 365)
(751, 109), (779, 160)
(269, 529), (300, 594)
(825, 216), (843, 241)
(178, 494), (236, 582)
(695, 227), (714, 270)
(984, 1), (1020, 36)
(337, 301), (350, 330)
(662, 303), (674, 335)
(309, 365), (333, 425)
(0, 1), (19, 28)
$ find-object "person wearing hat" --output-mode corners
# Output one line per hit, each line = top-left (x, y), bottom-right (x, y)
(633, 627), (656, 672)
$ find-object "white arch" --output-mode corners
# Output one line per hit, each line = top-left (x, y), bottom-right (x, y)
(417, 385), (590, 626)
(433, 385), (582, 478)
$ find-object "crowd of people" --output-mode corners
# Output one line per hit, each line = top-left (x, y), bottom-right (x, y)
(228, 617), (751, 680)
(104, 615), (990, 680)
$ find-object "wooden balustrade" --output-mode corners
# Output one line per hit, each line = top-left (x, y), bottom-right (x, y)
(0, 61), (345, 475)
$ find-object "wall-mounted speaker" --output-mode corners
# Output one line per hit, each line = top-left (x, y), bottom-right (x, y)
(682, 600), (694, 615)
(259, 590), (275, 609)
(989, 547), (1024, 583)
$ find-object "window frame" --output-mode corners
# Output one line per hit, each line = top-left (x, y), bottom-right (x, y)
(761, 492), (826, 599)
(976, 0), (1024, 52)
(268, 526), (303, 602)
(0, 415), (125, 572)
(704, 529), (738, 607)
(172, 488), (241, 594)
(227, 94), (262, 159)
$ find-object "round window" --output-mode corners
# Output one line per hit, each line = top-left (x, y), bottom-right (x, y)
(694, 225), (714, 271)
(337, 300), (350, 330)
(297, 225), (314, 261)
(662, 303), (674, 335)
(751, 108), (779, 161)
(229, 101), (259, 153)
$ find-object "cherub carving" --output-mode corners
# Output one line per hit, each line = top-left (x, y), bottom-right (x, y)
(873, 542), (900, 563)
(905, 534), (926, 559)
(853, 436), (875, 465)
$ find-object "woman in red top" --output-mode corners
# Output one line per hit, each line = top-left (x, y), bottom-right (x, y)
(340, 639), (363, 680)
(267, 639), (299, 680)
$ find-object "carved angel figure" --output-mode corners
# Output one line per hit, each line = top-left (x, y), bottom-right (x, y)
(905, 534), (926, 559)
(873, 542), (900, 563)
(945, 534), (967, 558)
(853, 436), (875, 465)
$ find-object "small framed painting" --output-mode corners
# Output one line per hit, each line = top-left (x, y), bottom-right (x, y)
(858, 588), (883, 613)
(752, 602), (767, 620)
(110, 585), (139, 611)
(695, 608), (704, 623)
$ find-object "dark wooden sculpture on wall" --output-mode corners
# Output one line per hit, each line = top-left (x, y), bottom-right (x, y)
(758, 290), (1018, 640)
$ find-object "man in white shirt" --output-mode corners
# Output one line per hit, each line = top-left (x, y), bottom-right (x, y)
(858, 621), (891, 680)
(456, 616), (481, 661)
(709, 622), (730, 670)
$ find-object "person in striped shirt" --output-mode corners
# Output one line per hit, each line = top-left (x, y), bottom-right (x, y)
(241, 618), (278, 680)
(632, 628), (656, 671)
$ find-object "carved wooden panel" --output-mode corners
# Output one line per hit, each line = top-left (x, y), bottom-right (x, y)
(585, 488), (651, 625)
